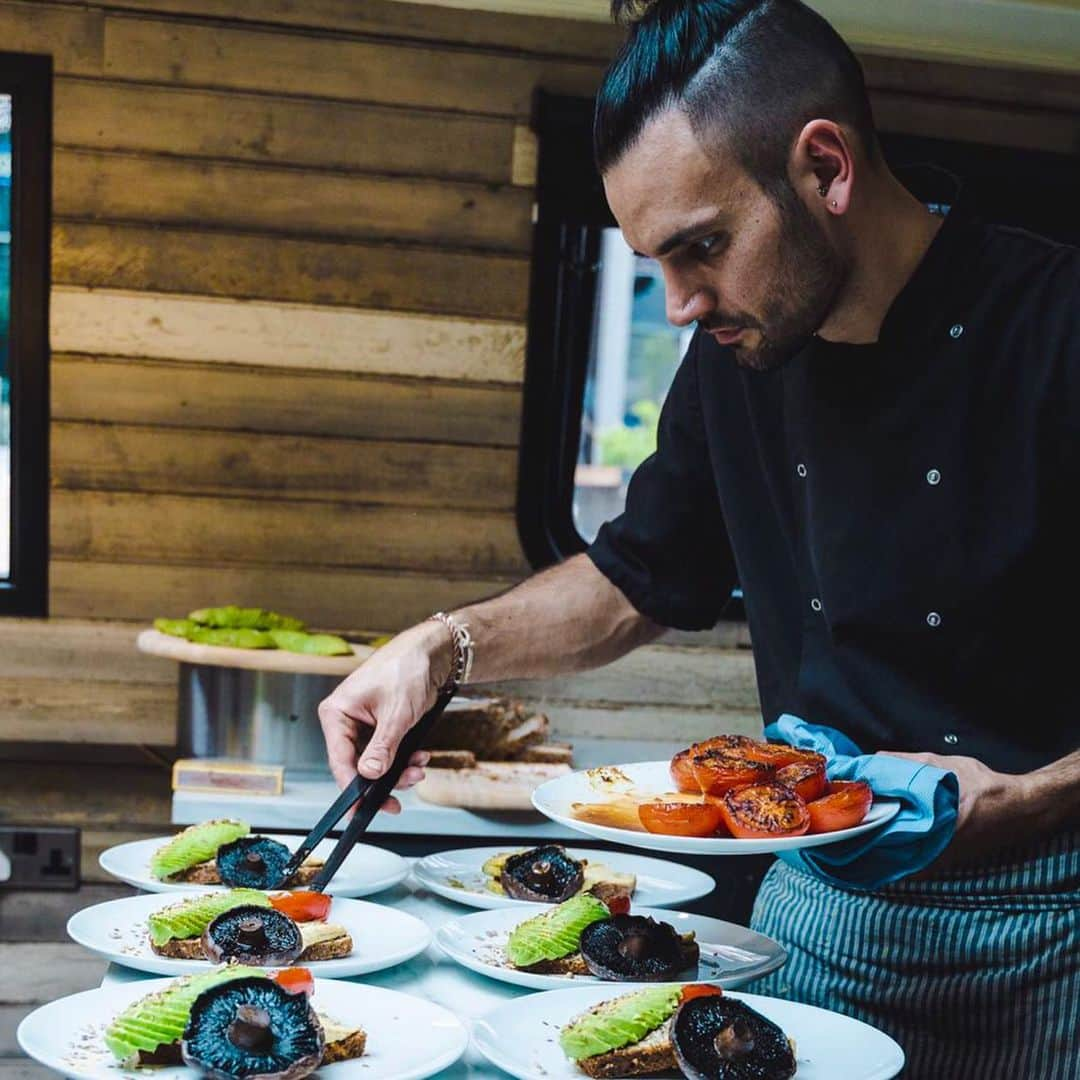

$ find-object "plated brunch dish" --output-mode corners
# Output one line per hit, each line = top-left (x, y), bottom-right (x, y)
(17, 969), (469, 1080)
(413, 844), (714, 910)
(533, 739), (899, 856)
(99, 821), (409, 897)
(473, 984), (905, 1080)
(435, 894), (784, 992)
(67, 891), (431, 979)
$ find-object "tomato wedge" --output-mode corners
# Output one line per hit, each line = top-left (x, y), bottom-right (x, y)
(719, 782), (810, 839)
(271, 967), (315, 996)
(806, 780), (873, 834)
(680, 984), (724, 1003)
(670, 735), (756, 793)
(269, 890), (331, 922)
(691, 749), (773, 796)
(775, 760), (826, 803)
(639, 795), (726, 837)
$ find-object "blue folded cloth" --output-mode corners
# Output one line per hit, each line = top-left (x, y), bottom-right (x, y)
(762, 714), (959, 891)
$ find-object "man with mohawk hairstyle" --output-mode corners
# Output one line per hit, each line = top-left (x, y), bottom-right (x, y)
(319, 3), (1080, 1075)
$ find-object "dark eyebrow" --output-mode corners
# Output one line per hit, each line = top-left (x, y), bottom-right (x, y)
(633, 217), (727, 260)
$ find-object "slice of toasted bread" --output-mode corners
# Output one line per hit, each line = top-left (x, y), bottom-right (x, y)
(522, 951), (590, 976)
(320, 1016), (368, 1063)
(575, 1018), (676, 1078)
(149, 922), (352, 962)
(166, 859), (323, 886)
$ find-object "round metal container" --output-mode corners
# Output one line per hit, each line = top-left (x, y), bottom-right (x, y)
(178, 662), (339, 774)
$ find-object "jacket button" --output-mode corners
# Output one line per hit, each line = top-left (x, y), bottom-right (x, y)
(796, 463), (807, 478)
(927, 469), (941, 485)
(943, 733), (959, 745)
(926, 612), (942, 627)
(810, 598), (822, 612)
(949, 323), (964, 339)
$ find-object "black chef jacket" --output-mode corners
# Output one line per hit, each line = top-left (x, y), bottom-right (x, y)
(588, 201), (1080, 773)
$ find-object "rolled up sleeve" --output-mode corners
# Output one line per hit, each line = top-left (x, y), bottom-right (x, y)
(587, 332), (737, 630)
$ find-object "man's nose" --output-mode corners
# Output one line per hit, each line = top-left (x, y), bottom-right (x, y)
(665, 277), (714, 327)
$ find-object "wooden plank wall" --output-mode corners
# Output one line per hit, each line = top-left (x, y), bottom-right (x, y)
(5, 0), (621, 632)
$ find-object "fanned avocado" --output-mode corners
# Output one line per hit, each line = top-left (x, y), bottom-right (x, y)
(150, 819), (250, 880)
(189, 606), (306, 632)
(560, 985), (681, 1061)
(188, 626), (275, 649)
(269, 629), (353, 656)
(148, 889), (270, 947)
(154, 617), (197, 640)
(105, 966), (267, 1066)
(505, 893), (610, 968)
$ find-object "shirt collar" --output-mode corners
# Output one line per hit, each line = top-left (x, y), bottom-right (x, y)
(875, 166), (979, 350)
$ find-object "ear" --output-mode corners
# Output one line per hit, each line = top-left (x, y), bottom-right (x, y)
(791, 119), (855, 215)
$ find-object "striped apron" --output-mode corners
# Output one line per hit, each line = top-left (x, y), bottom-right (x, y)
(748, 830), (1079, 1079)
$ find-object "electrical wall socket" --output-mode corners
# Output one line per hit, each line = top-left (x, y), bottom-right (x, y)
(0, 826), (81, 890)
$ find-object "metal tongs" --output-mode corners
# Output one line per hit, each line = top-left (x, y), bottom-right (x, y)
(279, 689), (455, 893)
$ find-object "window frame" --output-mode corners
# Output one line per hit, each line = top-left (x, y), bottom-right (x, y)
(0, 52), (52, 616)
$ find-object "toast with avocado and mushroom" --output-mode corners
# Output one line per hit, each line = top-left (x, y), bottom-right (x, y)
(483, 845), (636, 903)
(505, 894), (699, 979)
(147, 891), (353, 963)
(150, 820), (324, 886)
(104, 967), (366, 1070)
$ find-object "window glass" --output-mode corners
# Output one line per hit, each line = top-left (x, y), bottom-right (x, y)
(573, 228), (693, 543)
(1, 93), (11, 579)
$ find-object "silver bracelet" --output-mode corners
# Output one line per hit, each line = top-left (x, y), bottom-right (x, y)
(429, 611), (475, 691)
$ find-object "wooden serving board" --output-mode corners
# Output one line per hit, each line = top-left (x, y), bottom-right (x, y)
(136, 628), (374, 676)
(414, 761), (572, 811)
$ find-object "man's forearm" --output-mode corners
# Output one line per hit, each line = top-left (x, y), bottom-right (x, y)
(1021, 750), (1080, 834)
(448, 553), (663, 683)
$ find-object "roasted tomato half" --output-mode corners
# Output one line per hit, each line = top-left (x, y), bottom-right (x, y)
(269, 890), (331, 922)
(670, 735), (756, 793)
(774, 760), (827, 803)
(691, 750), (773, 797)
(719, 782), (810, 839)
(639, 794), (726, 837)
(806, 780), (873, 834)
(680, 983), (724, 1003)
(741, 743), (827, 771)
(270, 967), (315, 997)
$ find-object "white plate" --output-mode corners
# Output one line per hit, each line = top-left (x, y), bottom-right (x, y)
(18, 975), (468, 1080)
(435, 904), (785, 991)
(413, 845), (714, 910)
(533, 761), (901, 855)
(473, 983), (904, 1080)
(99, 833), (409, 897)
(67, 892), (431, 978)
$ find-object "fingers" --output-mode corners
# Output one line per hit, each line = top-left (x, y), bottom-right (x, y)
(320, 709), (362, 792)
(395, 765), (426, 789)
(380, 796), (402, 815)
(357, 718), (411, 779)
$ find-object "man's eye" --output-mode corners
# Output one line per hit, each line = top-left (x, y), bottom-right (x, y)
(691, 234), (724, 257)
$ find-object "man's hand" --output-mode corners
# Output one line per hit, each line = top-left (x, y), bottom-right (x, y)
(318, 620), (451, 813)
(878, 749), (1055, 870)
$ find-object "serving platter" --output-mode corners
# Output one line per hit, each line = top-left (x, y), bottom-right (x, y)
(473, 983), (905, 1080)
(412, 845), (714, 910)
(99, 833), (410, 897)
(18, 976), (468, 1080)
(68, 893), (431, 978)
(434, 904), (784, 991)
(533, 760), (900, 855)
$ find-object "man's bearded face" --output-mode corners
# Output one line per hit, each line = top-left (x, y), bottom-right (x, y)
(604, 108), (849, 371)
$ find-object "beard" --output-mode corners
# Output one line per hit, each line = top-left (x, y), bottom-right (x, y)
(702, 184), (848, 372)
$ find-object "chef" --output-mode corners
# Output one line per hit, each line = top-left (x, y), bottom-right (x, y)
(319, 1), (1080, 1075)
